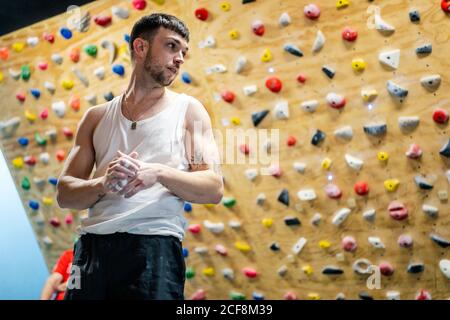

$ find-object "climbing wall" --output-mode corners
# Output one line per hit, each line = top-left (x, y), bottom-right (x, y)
(0, 0), (449, 300)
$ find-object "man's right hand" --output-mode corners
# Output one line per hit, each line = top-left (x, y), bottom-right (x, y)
(103, 151), (140, 193)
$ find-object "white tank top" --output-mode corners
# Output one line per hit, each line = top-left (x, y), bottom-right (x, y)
(79, 92), (191, 241)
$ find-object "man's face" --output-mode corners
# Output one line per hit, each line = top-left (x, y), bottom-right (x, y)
(142, 27), (189, 86)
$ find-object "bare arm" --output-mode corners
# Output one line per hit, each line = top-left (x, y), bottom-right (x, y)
(40, 273), (63, 300)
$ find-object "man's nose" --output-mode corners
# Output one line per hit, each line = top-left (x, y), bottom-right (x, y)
(174, 52), (184, 65)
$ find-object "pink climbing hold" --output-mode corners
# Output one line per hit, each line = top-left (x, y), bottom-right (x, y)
(188, 224), (201, 234)
(39, 108), (49, 120)
(415, 289), (431, 300)
(132, 0), (147, 10)
(405, 143), (423, 159)
(215, 244), (228, 256)
(379, 261), (394, 276)
(268, 165), (282, 178)
(397, 234), (413, 248)
(24, 156), (37, 166)
(284, 292), (298, 300)
(42, 32), (55, 43)
(38, 62), (48, 70)
(239, 144), (250, 155)
(62, 127), (74, 138)
(191, 289), (206, 300)
(388, 201), (408, 221)
(342, 236), (357, 252)
(16, 92), (26, 102)
(304, 4), (321, 20)
(65, 213), (73, 225)
(242, 267), (258, 278)
(325, 184), (342, 199)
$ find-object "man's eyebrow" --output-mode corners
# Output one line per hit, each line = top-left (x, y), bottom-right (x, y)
(166, 37), (189, 51)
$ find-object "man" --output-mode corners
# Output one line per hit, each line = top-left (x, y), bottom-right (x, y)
(40, 249), (73, 300)
(56, 13), (223, 300)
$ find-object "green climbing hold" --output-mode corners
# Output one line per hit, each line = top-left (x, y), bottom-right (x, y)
(21, 65), (31, 80)
(21, 177), (31, 190)
(186, 267), (195, 279)
(35, 132), (47, 146)
(84, 44), (98, 57)
(222, 197), (236, 208)
(230, 291), (246, 300)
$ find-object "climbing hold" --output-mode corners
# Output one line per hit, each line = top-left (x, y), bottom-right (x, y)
(398, 116), (420, 131)
(293, 162), (306, 173)
(342, 236), (357, 252)
(409, 9), (420, 23)
(378, 49), (400, 69)
(183, 202), (192, 213)
(188, 224), (201, 234)
(112, 64), (125, 76)
(17, 137), (29, 147)
(132, 0), (146, 10)
(242, 267), (257, 278)
(354, 181), (369, 196)
(388, 201), (408, 220)
(325, 184), (342, 199)
(251, 20), (265, 36)
(26, 36), (38, 47)
(416, 43), (432, 55)
(230, 117), (240, 125)
(16, 92), (26, 102)
(0, 47), (9, 60)
(29, 200), (39, 211)
(345, 154), (363, 170)
(414, 175), (433, 190)
(103, 91), (114, 102)
(252, 292), (264, 300)
(363, 209), (376, 221)
(353, 258), (372, 275)
(304, 4), (320, 19)
(296, 73), (307, 84)
(221, 90), (235, 103)
(284, 216), (301, 226)
(311, 129), (326, 146)
(279, 12), (291, 27)
(69, 48), (80, 63)
(397, 234), (413, 248)
(101, 40), (117, 64)
(284, 43), (303, 57)
(260, 48), (272, 62)
(251, 110), (269, 127)
(377, 151), (389, 162)
(242, 85), (257, 96)
(244, 168), (258, 181)
(59, 27), (72, 39)
(230, 291), (246, 300)
(439, 260), (450, 279)
(361, 88), (378, 102)
(220, 2), (231, 11)
(430, 233), (450, 248)
(61, 79), (74, 90)
(420, 74), (441, 91)
(185, 267), (195, 279)
(405, 143), (422, 159)
(256, 193), (266, 206)
(322, 65), (335, 79)
(206, 64), (227, 74)
(312, 30), (325, 52)
(203, 220), (224, 234)
(12, 42), (25, 52)
(432, 108), (449, 124)
(93, 66), (105, 80)
(235, 56), (247, 73)
(48, 177), (58, 186)
(235, 241), (251, 252)
(334, 126), (353, 140)
(202, 267), (215, 276)
(439, 139), (450, 157)
(265, 76), (282, 93)
(326, 92), (346, 109)
(336, 0), (349, 9)
(278, 189), (289, 206)
(384, 179), (399, 192)
(25, 110), (37, 122)
(332, 208), (351, 226)
(261, 218), (273, 228)
(30, 88), (41, 99)
(112, 6), (129, 19)
(374, 13), (395, 33)
(318, 240), (331, 249)
(300, 100), (318, 113)
(9, 69), (20, 80)
(191, 289), (206, 300)
(368, 236), (385, 249)
(273, 101), (289, 120)
(415, 290), (432, 300)
(379, 262), (394, 276)
(181, 72), (192, 84)
(51, 53), (63, 65)
(222, 197), (236, 208)
(84, 44), (98, 57)
(21, 65), (31, 80)
(0, 71), (3, 82)
(351, 58), (366, 72)
(269, 242), (280, 251)
(278, 265), (287, 277)
(93, 14), (112, 27)
(43, 197), (53, 206)
(12, 157), (24, 169)
(387, 80), (408, 99)
(44, 81), (55, 94)
(292, 237), (307, 254)
(342, 27), (357, 41)
(228, 30), (239, 40)
(56, 150), (66, 162)
(194, 8), (209, 21)
(363, 123), (387, 136)
(297, 189), (316, 201)
(198, 36), (215, 49)
(407, 263), (425, 274)
(21, 177), (31, 190)
(322, 266), (344, 275)
(442, 0), (450, 13)
(422, 204), (439, 218)
(239, 144), (250, 155)
(321, 158), (332, 170)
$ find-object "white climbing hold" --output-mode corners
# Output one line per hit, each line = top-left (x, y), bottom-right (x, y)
(111, 6), (129, 19)
(39, 152), (50, 164)
(387, 80), (408, 99)
(300, 100), (319, 113)
(273, 101), (289, 119)
(222, 268), (234, 280)
(27, 36), (39, 47)
(439, 260), (450, 279)
(292, 237), (307, 255)
(94, 66), (105, 80)
(72, 67), (89, 87)
(363, 209), (376, 221)
(198, 36), (216, 49)
(203, 220), (225, 233)
(42, 236), (53, 247)
(420, 74), (441, 91)
(334, 126), (353, 140)
(46, 129), (57, 142)
(368, 237), (385, 249)
(326, 92), (346, 109)
(374, 13), (395, 33)
(44, 81), (56, 94)
(293, 162), (306, 173)
(194, 247), (208, 254)
(51, 101), (66, 118)
(101, 40), (117, 64)
(228, 220), (241, 229)
(297, 189), (316, 201)
(378, 49), (400, 69)
(277, 265), (288, 277)
(311, 213), (322, 226)
(446, 170), (450, 184)
(386, 291), (401, 300)
(398, 116), (420, 130)
(312, 30), (325, 53)
(243, 85), (257, 96)
(85, 94), (97, 106)
(206, 64), (227, 74)
(332, 208), (351, 226)
(345, 154), (363, 171)
(279, 12), (291, 27)
(8, 68), (20, 80)
(0, 117), (21, 138)
(51, 53), (63, 64)
(235, 56), (247, 74)
(245, 168), (258, 181)
(256, 193), (266, 206)
(352, 258), (373, 275)
(422, 204), (439, 217)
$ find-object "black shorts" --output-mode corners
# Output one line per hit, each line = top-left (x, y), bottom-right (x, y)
(64, 233), (186, 300)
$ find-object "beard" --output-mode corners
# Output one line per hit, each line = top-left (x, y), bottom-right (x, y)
(144, 51), (174, 86)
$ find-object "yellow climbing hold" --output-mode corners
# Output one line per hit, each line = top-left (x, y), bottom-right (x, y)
(118, 44), (130, 63)
(0, 71), (3, 82)
(384, 179), (399, 192)
(321, 157), (332, 170)
(361, 89), (378, 102)
(377, 151), (389, 162)
(262, 218), (273, 228)
(336, 0), (349, 9)
(25, 110), (37, 122)
(152, 0), (164, 4)
(231, 117), (241, 125)
(352, 58), (366, 72)
(261, 48), (272, 62)
(308, 293), (321, 300)
(235, 241), (251, 252)
(202, 267), (215, 276)
(62, 79), (74, 90)
(12, 42), (25, 52)
(220, 2), (231, 11)
(203, 203), (216, 208)
(229, 29), (239, 40)
(43, 197), (53, 206)
(12, 157), (24, 169)
(318, 240), (331, 249)
(302, 265), (313, 275)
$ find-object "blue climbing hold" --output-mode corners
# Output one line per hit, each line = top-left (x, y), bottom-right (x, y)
(48, 177), (58, 186)
(181, 72), (192, 84)
(17, 137), (29, 146)
(124, 34), (130, 43)
(182, 248), (189, 258)
(112, 64), (125, 76)
(30, 88), (41, 99)
(60, 27), (72, 40)
(252, 292), (265, 300)
(184, 202), (192, 212)
(29, 200), (39, 210)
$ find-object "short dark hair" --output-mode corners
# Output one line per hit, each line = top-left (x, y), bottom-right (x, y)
(129, 13), (190, 58)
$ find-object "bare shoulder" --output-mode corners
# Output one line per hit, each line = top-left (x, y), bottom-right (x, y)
(78, 102), (108, 132)
(183, 95), (211, 129)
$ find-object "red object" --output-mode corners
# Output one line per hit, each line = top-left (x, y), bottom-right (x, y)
(354, 181), (369, 195)
(252, 22), (265, 36)
(16, 92), (26, 102)
(69, 96), (81, 112)
(442, 0), (450, 13)
(65, 213), (73, 225)
(191, 289), (206, 300)
(433, 108), (449, 124)
(388, 201), (409, 221)
(239, 144), (250, 155)
(297, 73), (307, 83)
(242, 267), (258, 278)
(38, 62), (48, 70)
(50, 217), (61, 228)
(342, 236), (357, 252)
(0, 47), (9, 60)
(24, 156), (37, 166)
(39, 108), (49, 120)
(52, 249), (74, 300)
(69, 48), (80, 63)
(286, 135), (297, 146)
(304, 4), (321, 20)
(379, 262), (394, 276)
(269, 165), (282, 178)
(188, 224), (201, 234)
(221, 90), (235, 103)
(342, 27), (358, 41)
(265, 76), (282, 93)
(43, 32), (55, 43)
(284, 292), (297, 300)
(62, 127), (74, 138)
(132, 0), (147, 10)
(56, 150), (66, 162)
(94, 15), (112, 27)
(195, 8), (209, 21)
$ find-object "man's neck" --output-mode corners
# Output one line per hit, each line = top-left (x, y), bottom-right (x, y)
(125, 69), (166, 108)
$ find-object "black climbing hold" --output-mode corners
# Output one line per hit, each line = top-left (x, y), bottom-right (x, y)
(414, 175), (434, 190)
(359, 292), (374, 300)
(284, 216), (301, 226)
(270, 242), (280, 251)
(409, 10), (420, 23)
(284, 44), (303, 57)
(430, 233), (450, 248)
(322, 266), (344, 275)
(439, 139), (450, 158)
(407, 263), (424, 274)
(363, 124), (387, 136)
(322, 65), (335, 79)
(251, 110), (270, 127)
(277, 189), (289, 206)
(311, 129), (326, 146)
(416, 44), (432, 55)
(104, 91), (114, 101)
(242, 0), (256, 3)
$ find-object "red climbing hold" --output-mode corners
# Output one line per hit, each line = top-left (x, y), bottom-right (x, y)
(94, 15), (112, 27)
(24, 155), (37, 166)
(342, 236), (357, 252)
(0, 47), (9, 60)
(195, 8), (209, 21)
(239, 144), (250, 155)
(242, 267), (258, 278)
(188, 224), (201, 234)
(433, 108), (449, 124)
(379, 262), (394, 276)
(69, 96), (81, 112)
(252, 21), (265, 36)
(50, 217), (61, 228)
(39, 108), (49, 120)
(221, 90), (235, 103)
(69, 48), (80, 63)
(284, 292), (297, 300)
(38, 62), (48, 70)
(286, 135), (297, 146)
(269, 165), (282, 178)
(56, 150), (66, 162)
(132, 0), (147, 10)
(297, 73), (307, 83)
(62, 127), (74, 138)
(388, 201), (408, 221)
(442, 0), (450, 13)
(265, 76), (282, 93)
(65, 213), (73, 225)
(342, 27), (358, 42)
(16, 92), (26, 102)
(354, 181), (369, 195)
(43, 32), (55, 43)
